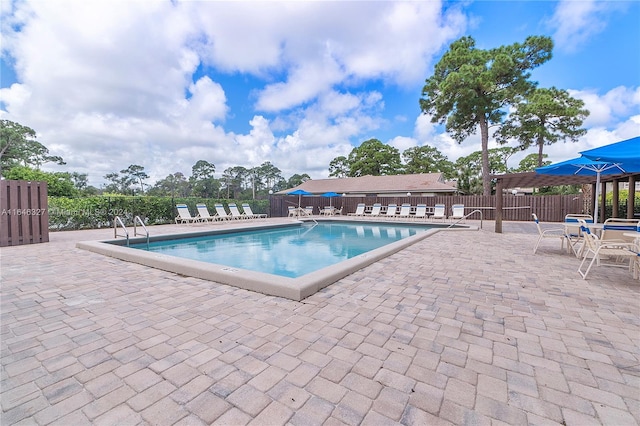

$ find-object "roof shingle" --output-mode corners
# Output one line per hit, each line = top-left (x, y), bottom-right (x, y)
(277, 173), (458, 195)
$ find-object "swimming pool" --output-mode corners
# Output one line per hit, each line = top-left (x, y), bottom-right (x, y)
(77, 219), (471, 300)
(130, 222), (426, 278)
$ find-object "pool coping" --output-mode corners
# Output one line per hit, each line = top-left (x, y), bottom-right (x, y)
(77, 219), (477, 301)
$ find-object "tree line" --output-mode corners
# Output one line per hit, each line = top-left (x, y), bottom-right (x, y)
(330, 138), (564, 195)
(0, 117), (561, 198)
(0, 34), (588, 198)
(102, 161), (310, 199)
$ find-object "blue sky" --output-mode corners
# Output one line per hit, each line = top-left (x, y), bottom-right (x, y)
(1, 0), (639, 187)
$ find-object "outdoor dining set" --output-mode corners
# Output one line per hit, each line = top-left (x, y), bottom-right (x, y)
(531, 137), (640, 281)
(533, 213), (640, 281)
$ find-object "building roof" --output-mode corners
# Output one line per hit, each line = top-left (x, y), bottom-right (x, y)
(490, 171), (638, 188)
(276, 173), (459, 195)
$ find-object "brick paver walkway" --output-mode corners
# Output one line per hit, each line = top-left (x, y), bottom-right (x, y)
(1, 220), (639, 425)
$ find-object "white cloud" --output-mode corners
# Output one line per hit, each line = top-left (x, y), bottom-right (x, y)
(188, 3), (284, 74)
(182, 77), (228, 124)
(251, 1), (466, 112)
(331, 1), (466, 85)
(571, 86), (640, 127)
(414, 113), (439, 141)
(5, 1), (634, 189)
(547, 0), (624, 52)
(0, 0), (469, 185)
(233, 115), (275, 165)
(316, 91), (362, 117)
(388, 136), (417, 153)
(256, 58), (344, 112)
(266, 89), (385, 177)
(412, 114), (500, 163)
(4, 1), (197, 118)
(0, 83), (30, 113)
(614, 114), (640, 137)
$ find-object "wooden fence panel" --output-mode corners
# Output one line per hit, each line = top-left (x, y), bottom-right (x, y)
(268, 193), (583, 223)
(0, 180), (49, 247)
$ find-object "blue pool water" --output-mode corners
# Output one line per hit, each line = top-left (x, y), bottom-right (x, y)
(130, 222), (435, 278)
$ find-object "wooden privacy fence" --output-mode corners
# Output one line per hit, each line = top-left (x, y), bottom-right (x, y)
(0, 180), (49, 247)
(269, 194), (584, 223)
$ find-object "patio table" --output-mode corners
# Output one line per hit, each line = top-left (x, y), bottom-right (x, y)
(320, 207), (338, 216)
(289, 207), (310, 217)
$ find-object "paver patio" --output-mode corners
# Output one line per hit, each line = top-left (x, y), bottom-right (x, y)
(1, 219), (639, 425)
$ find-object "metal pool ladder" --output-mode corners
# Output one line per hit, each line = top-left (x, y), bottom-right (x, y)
(114, 216), (150, 249)
(448, 209), (483, 229)
(134, 216), (150, 249)
(114, 216), (129, 245)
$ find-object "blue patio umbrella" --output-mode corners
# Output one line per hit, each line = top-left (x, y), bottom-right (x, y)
(320, 191), (342, 208)
(536, 156), (627, 223)
(288, 189), (312, 208)
(580, 136), (640, 169)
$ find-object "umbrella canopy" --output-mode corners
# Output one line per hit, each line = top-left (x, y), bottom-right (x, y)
(288, 189), (312, 195)
(320, 191), (341, 197)
(580, 136), (640, 171)
(536, 156), (627, 223)
(287, 189), (312, 208)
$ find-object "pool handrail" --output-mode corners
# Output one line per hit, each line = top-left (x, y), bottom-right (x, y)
(114, 216), (129, 247)
(134, 216), (150, 249)
(448, 209), (483, 229)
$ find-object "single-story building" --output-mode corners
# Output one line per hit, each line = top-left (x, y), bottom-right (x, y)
(277, 173), (459, 197)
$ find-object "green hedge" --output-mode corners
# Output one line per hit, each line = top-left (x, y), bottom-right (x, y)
(47, 196), (270, 230)
(603, 190), (640, 219)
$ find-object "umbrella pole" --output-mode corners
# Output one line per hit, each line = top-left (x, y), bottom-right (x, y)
(594, 171), (601, 223)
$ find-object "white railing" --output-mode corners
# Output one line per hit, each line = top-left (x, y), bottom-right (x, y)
(134, 216), (149, 249)
(114, 216), (129, 246)
(448, 209), (483, 229)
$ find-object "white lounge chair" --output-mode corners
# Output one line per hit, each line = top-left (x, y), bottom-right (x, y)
(228, 203), (249, 220)
(242, 203), (267, 219)
(288, 206), (297, 217)
(450, 204), (465, 222)
(384, 204), (398, 219)
(397, 203), (412, 220)
(369, 203), (382, 217)
(601, 218), (640, 243)
(304, 206), (314, 216)
(349, 203), (366, 216)
(214, 203), (234, 221)
(414, 204), (428, 221)
(196, 203), (218, 222)
(432, 204), (446, 222)
(175, 204), (201, 224)
(532, 213), (565, 254)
